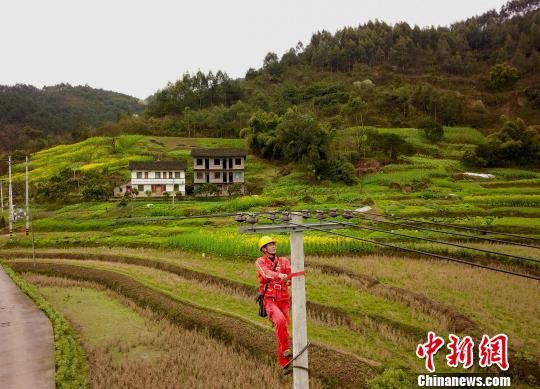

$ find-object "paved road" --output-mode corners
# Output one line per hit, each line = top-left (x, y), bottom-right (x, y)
(0, 266), (55, 389)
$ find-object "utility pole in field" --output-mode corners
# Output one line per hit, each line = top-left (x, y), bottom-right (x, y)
(25, 156), (30, 235)
(172, 177), (175, 207)
(1, 179), (3, 215)
(289, 213), (309, 388)
(239, 211), (348, 389)
(8, 155), (13, 241)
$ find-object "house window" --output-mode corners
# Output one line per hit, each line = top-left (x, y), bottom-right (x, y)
(155, 172), (161, 179)
(169, 172), (173, 179)
(138, 185), (144, 191)
(174, 184), (179, 191)
(144, 172), (148, 178)
(196, 172), (203, 179)
(214, 172), (220, 179)
(235, 172), (242, 179)
(214, 158), (220, 165)
(196, 158), (203, 166)
(136, 172), (143, 179)
(174, 172), (180, 178)
(235, 158), (241, 165)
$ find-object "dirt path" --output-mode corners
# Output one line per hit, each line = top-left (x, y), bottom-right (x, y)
(0, 267), (55, 389)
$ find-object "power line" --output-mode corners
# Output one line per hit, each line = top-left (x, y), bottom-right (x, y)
(349, 212), (540, 250)
(262, 216), (540, 282)
(66, 211), (540, 261)
(14, 206), (540, 281)
(312, 216), (540, 264)
(357, 210), (540, 243)
(350, 212), (540, 250)
(112, 212), (240, 224)
(291, 208), (539, 249)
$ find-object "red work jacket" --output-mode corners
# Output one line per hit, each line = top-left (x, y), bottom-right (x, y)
(256, 254), (292, 301)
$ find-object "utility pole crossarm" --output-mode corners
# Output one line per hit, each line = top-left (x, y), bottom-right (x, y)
(239, 222), (348, 234)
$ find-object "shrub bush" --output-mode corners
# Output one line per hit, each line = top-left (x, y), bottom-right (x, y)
(313, 156), (356, 184)
(418, 118), (444, 143)
(368, 367), (415, 389)
(463, 117), (539, 167)
(487, 63), (519, 91)
(227, 183), (243, 197)
(82, 185), (109, 201)
(367, 131), (416, 161)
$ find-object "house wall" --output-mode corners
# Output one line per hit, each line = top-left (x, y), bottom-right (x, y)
(193, 157), (244, 170)
(193, 170), (244, 184)
(131, 170), (185, 181)
(130, 170), (186, 196)
(192, 157), (245, 184)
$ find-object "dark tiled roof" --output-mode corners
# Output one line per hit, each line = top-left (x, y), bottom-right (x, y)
(190, 148), (247, 157)
(129, 160), (187, 170)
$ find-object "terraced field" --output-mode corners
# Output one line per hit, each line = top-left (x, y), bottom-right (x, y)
(1, 246), (539, 387)
(1, 128), (539, 387)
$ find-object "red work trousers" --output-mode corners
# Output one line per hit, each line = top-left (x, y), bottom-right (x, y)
(265, 297), (291, 367)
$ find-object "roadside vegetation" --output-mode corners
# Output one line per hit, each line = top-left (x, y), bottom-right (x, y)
(0, 262), (89, 388)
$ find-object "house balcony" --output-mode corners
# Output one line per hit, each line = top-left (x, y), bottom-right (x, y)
(193, 166), (244, 170)
(131, 178), (186, 185)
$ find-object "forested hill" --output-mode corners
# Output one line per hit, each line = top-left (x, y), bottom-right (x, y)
(2, 1), (539, 157)
(0, 83), (144, 154)
(139, 0), (539, 138)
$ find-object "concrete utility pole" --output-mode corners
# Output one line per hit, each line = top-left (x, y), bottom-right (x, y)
(8, 156), (13, 241)
(1, 179), (3, 214)
(289, 213), (309, 388)
(25, 155), (29, 235)
(239, 212), (348, 389)
(31, 214), (36, 267)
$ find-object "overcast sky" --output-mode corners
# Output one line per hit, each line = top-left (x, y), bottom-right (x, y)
(1, 0), (509, 99)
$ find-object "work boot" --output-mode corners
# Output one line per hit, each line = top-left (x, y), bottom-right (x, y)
(282, 348), (292, 358)
(282, 364), (292, 376)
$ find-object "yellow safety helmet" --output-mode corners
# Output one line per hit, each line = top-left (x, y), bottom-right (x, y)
(258, 236), (276, 251)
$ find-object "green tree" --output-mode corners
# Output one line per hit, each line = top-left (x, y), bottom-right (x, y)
(466, 117), (540, 166)
(246, 111), (282, 159)
(342, 97), (368, 127)
(276, 107), (328, 164)
(263, 52), (283, 79)
(487, 63), (519, 91)
(312, 155), (356, 184)
(368, 132), (416, 161)
(418, 118), (444, 143)
(82, 186), (109, 201)
(389, 36), (415, 70)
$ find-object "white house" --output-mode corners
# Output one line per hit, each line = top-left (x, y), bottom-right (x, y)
(127, 160), (187, 197)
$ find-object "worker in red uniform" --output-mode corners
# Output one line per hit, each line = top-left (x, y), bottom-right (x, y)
(256, 236), (293, 374)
